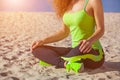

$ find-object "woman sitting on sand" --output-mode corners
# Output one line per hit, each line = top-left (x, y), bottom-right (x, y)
(31, 0), (105, 73)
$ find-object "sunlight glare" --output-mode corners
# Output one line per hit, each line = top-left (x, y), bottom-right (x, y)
(3, 0), (30, 11)
(6, 0), (25, 6)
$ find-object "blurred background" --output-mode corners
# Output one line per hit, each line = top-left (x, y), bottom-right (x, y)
(0, 0), (120, 80)
(0, 0), (120, 12)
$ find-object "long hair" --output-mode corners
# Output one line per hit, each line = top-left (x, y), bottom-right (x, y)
(52, 0), (72, 18)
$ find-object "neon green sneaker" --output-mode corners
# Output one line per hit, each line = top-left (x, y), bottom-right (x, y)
(62, 57), (84, 73)
(65, 61), (84, 73)
(61, 49), (104, 73)
(39, 60), (51, 66)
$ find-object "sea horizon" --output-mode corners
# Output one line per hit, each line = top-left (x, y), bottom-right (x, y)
(0, 0), (120, 12)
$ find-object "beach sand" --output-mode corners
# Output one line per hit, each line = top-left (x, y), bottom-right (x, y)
(0, 12), (120, 80)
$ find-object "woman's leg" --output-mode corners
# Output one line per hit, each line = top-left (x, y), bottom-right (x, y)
(64, 45), (105, 69)
(32, 45), (72, 68)
(32, 44), (105, 69)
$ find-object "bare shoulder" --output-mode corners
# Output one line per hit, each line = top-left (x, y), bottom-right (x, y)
(89, 0), (103, 9)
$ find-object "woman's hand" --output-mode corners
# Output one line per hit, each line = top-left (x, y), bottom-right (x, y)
(79, 40), (92, 53)
(30, 40), (44, 52)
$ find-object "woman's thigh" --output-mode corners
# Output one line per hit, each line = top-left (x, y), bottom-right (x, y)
(32, 45), (72, 66)
(36, 45), (72, 56)
(64, 45), (105, 69)
(64, 45), (100, 57)
(83, 49), (105, 69)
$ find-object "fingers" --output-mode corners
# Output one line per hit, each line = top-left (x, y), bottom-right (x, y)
(30, 41), (38, 53)
(79, 40), (92, 53)
(32, 43), (39, 51)
(31, 41), (36, 47)
(86, 47), (92, 53)
(30, 40), (44, 53)
(30, 42), (34, 53)
(79, 40), (83, 46)
(83, 46), (92, 53)
(79, 40), (87, 52)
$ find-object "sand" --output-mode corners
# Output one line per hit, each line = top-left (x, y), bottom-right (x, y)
(0, 12), (120, 80)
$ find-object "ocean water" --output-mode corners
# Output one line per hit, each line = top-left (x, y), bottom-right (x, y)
(49, 0), (120, 12)
(0, 0), (120, 12)
(45, 0), (120, 12)
(102, 0), (120, 12)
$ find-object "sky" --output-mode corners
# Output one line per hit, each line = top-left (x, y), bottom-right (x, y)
(0, 0), (120, 12)
(0, 0), (52, 11)
(102, 0), (120, 12)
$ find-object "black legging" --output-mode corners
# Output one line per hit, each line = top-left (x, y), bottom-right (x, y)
(32, 44), (105, 69)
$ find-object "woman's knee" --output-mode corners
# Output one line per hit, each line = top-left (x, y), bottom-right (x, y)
(32, 46), (44, 57)
(83, 56), (105, 69)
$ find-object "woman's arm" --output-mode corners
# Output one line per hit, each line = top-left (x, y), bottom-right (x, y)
(87, 0), (104, 43)
(79, 0), (104, 53)
(41, 23), (70, 44)
(31, 23), (70, 52)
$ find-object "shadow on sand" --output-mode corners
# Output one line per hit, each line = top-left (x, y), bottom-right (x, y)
(85, 61), (120, 74)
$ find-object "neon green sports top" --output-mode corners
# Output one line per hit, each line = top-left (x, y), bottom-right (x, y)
(63, 0), (102, 49)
